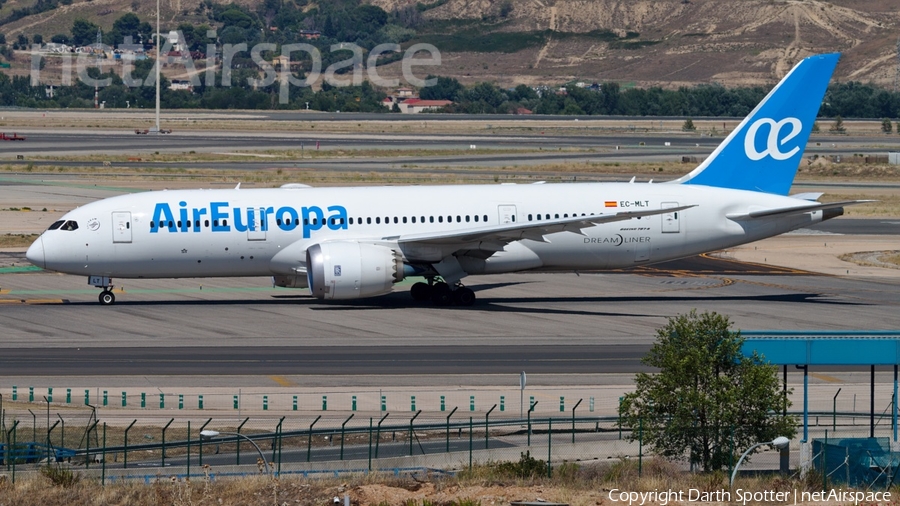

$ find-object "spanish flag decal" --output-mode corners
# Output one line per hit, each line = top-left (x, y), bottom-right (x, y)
(604, 201), (617, 208)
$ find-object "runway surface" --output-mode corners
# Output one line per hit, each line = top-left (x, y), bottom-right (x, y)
(0, 130), (878, 165)
(0, 344), (649, 376)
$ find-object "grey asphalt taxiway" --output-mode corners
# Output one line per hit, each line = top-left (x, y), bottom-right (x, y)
(2, 249), (900, 380)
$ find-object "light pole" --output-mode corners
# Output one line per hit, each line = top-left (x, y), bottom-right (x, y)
(200, 430), (270, 477)
(730, 436), (790, 488)
(154, 0), (160, 133)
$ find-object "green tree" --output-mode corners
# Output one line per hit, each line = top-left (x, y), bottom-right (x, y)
(882, 117), (893, 134)
(420, 75), (463, 101)
(830, 115), (845, 133)
(682, 118), (695, 131)
(71, 19), (99, 47)
(619, 311), (795, 472)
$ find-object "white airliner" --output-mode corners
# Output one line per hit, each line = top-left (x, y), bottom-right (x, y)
(27, 53), (859, 306)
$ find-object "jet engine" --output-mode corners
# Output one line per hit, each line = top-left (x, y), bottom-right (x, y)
(306, 242), (404, 299)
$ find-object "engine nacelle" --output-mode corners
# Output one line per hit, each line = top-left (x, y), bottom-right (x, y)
(306, 242), (404, 300)
(272, 275), (308, 289)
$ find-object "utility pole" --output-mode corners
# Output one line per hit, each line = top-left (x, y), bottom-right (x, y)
(154, 0), (161, 133)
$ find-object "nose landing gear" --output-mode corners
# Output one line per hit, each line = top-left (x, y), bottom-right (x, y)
(89, 275), (116, 305)
(99, 290), (116, 305)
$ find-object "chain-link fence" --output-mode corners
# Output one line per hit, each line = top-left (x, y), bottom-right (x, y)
(2, 409), (900, 485)
(1, 410), (644, 483)
(4, 380), (900, 485)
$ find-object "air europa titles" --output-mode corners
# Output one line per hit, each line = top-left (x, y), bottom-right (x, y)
(150, 202), (348, 238)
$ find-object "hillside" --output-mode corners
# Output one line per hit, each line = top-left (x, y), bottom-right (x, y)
(1, 0), (898, 88)
(371, 0), (900, 88)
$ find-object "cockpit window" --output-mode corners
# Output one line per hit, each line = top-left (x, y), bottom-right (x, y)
(60, 221), (79, 231)
(48, 220), (65, 231)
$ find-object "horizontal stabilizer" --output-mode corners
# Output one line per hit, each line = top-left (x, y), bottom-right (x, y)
(726, 200), (872, 220)
(790, 192), (824, 201)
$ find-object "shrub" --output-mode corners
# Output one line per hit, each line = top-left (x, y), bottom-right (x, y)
(40, 465), (80, 488)
(495, 451), (547, 479)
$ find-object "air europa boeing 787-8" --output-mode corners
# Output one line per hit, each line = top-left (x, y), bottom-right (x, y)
(27, 53), (861, 306)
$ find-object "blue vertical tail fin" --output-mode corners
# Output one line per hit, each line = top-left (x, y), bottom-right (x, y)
(674, 53), (840, 195)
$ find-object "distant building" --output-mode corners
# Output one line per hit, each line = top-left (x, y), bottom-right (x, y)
(399, 98), (452, 114)
(514, 107), (533, 115)
(299, 30), (321, 40)
(170, 80), (193, 92)
(44, 43), (69, 53)
(396, 87), (415, 98)
(167, 31), (185, 52)
(273, 54), (299, 70)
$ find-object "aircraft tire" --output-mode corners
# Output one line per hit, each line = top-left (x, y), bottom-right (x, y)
(99, 290), (116, 305)
(452, 287), (476, 306)
(431, 282), (452, 306)
(410, 282), (432, 301)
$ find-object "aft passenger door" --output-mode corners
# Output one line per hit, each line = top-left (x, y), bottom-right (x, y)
(498, 205), (517, 224)
(661, 202), (681, 233)
(112, 212), (132, 243)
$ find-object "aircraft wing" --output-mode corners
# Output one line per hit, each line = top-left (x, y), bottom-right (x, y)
(392, 205), (695, 249)
(726, 200), (872, 220)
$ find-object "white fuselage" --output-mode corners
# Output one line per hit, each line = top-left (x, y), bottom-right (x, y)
(32, 182), (822, 279)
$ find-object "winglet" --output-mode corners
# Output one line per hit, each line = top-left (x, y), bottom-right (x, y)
(673, 53), (840, 195)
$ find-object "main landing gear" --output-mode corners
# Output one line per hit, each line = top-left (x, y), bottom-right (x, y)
(410, 279), (476, 306)
(89, 276), (116, 305)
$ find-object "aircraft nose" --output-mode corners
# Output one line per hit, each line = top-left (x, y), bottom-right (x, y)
(26, 236), (45, 269)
